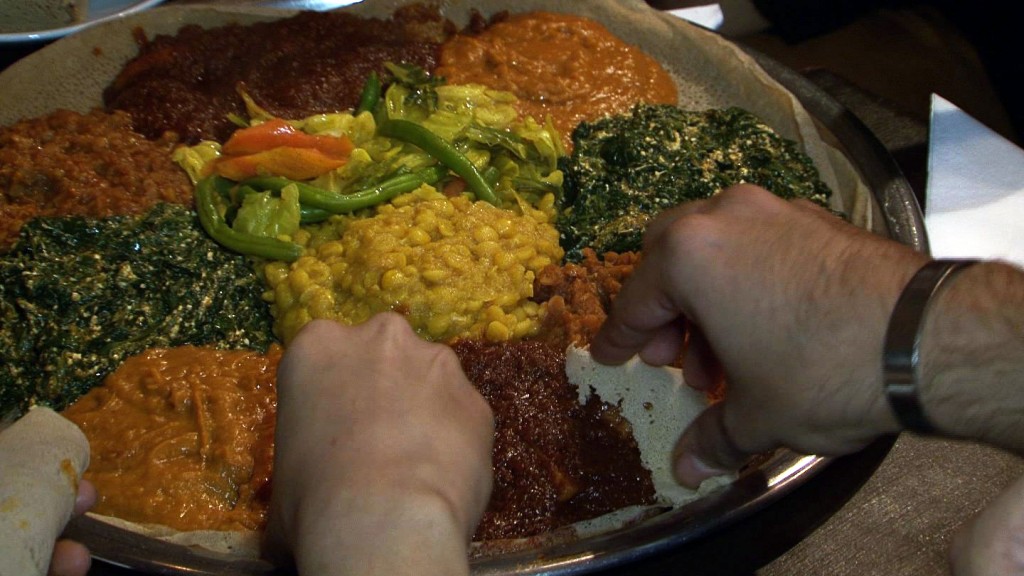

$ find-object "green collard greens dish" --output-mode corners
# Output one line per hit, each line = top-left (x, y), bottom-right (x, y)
(0, 204), (276, 416)
(557, 104), (833, 261)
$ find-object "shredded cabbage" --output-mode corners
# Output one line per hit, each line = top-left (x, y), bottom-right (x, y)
(233, 184), (301, 238)
(173, 73), (566, 230)
(172, 141), (221, 185)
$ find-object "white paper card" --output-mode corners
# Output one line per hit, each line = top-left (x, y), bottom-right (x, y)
(667, 5), (725, 30)
(925, 94), (1024, 268)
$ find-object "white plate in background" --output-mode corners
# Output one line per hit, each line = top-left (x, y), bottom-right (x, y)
(0, 0), (165, 44)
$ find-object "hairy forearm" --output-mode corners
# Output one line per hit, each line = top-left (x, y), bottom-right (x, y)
(920, 261), (1024, 454)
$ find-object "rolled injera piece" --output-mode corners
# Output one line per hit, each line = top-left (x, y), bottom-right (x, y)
(0, 407), (90, 576)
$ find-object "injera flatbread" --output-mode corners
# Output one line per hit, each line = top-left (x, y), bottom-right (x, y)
(0, 407), (90, 576)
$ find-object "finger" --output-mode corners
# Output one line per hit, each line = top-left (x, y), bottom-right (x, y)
(636, 318), (687, 367)
(641, 197), (714, 252)
(595, 189), (764, 365)
(681, 326), (723, 392)
(591, 222), (699, 366)
(642, 184), (771, 251)
(671, 402), (753, 488)
(73, 480), (96, 516)
(638, 183), (775, 253)
(589, 262), (679, 365)
(48, 540), (91, 576)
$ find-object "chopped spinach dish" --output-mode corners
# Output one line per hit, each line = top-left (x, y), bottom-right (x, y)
(0, 204), (276, 415)
(557, 104), (833, 261)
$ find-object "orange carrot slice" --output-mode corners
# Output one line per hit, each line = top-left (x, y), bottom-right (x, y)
(215, 147), (348, 181)
(222, 119), (354, 158)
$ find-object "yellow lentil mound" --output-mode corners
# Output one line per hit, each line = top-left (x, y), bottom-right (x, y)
(263, 185), (563, 343)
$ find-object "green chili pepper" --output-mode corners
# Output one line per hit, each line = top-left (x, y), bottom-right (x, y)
(377, 119), (501, 206)
(355, 71), (381, 115)
(195, 176), (304, 262)
(300, 205), (331, 224)
(244, 165), (447, 214)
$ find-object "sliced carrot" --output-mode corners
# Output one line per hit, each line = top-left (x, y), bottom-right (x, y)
(214, 147), (348, 181)
(222, 118), (354, 158)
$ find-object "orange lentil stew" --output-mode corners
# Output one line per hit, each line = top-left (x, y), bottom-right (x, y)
(0, 109), (192, 252)
(63, 345), (281, 532)
(437, 11), (678, 150)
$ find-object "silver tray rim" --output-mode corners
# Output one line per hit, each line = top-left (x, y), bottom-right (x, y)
(56, 5), (927, 575)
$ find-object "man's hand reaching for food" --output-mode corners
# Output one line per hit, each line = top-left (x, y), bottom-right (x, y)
(264, 313), (494, 576)
(590, 184), (925, 486)
(591, 184), (1024, 489)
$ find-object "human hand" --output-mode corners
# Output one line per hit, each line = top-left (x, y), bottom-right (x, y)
(48, 480), (97, 576)
(950, 473), (1024, 576)
(264, 313), (494, 576)
(590, 184), (928, 488)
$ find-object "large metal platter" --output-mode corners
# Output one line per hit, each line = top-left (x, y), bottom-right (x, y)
(1, 1), (926, 573)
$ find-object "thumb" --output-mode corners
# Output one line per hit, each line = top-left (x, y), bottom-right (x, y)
(671, 402), (755, 489)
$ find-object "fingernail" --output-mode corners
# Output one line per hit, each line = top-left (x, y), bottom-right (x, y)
(673, 452), (728, 489)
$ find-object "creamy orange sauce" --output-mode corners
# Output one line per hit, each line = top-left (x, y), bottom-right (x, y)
(62, 345), (281, 532)
(438, 11), (678, 149)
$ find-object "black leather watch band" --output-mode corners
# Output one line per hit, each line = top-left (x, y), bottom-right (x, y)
(883, 259), (979, 434)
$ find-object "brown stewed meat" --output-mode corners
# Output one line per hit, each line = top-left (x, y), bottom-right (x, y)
(104, 5), (453, 143)
(452, 338), (656, 541)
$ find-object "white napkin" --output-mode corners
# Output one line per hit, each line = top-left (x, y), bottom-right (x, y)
(925, 94), (1024, 267)
(666, 5), (725, 31)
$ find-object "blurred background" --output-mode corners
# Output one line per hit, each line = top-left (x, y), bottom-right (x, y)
(646, 0), (1021, 146)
